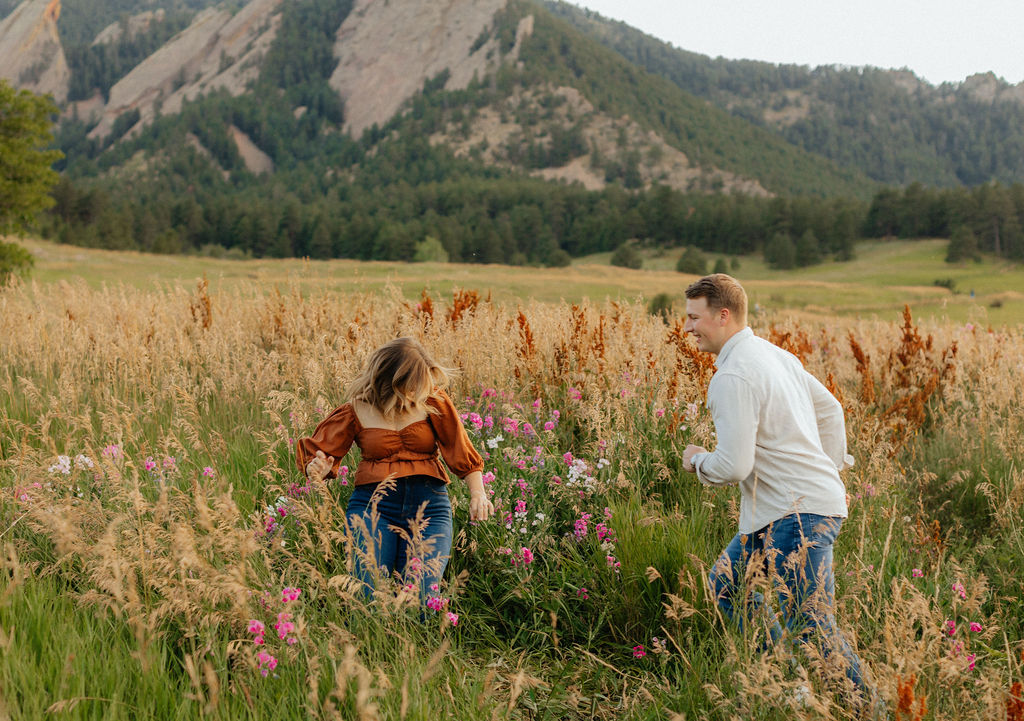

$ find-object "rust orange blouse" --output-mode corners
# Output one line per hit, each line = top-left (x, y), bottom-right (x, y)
(295, 389), (484, 486)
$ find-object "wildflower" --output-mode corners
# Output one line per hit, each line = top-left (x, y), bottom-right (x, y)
(531, 398), (541, 409)
(102, 444), (121, 459)
(514, 499), (527, 514)
(574, 513), (591, 539)
(654, 408), (665, 418)
(543, 421), (555, 431)
(482, 470), (496, 484)
(686, 402), (699, 419)
(430, 583), (440, 593)
(551, 409), (560, 420)
(651, 636), (668, 654)
(946, 619), (956, 636)
(274, 612), (294, 639)
(562, 452), (574, 465)
(604, 507), (613, 519)
(248, 620), (265, 635)
(407, 558), (423, 578)
(446, 612), (459, 626)
(633, 645), (646, 659)
(969, 622), (983, 632)
(966, 653), (977, 670)
(49, 455), (72, 475)
(74, 454), (94, 470)
(577, 587), (589, 600)
(912, 568), (923, 578)
(144, 457), (157, 472)
(426, 596), (449, 612)
(163, 456), (176, 470)
(256, 651), (278, 677)
(486, 435), (503, 449)
(952, 581), (967, 600)
(568, 387), (582, 401)
(520, 547), (534, 564)
(203, 466), (215, 477)
(281, 587), (302, 603)
(483, 415), (494, 429)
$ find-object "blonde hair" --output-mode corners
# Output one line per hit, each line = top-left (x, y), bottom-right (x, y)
(347, 337), (452, 417)
(684, 273), (748, 326)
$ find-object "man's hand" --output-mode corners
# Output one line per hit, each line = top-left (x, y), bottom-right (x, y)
(469, 492), (494, 522)
(305, 450), (334, 482)
(683, 444), (706, 473)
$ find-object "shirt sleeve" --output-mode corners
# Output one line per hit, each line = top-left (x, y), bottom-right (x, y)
(693, 372), (759, 486)
(427, 389), (484, 479)
(805, 371), (854, 471)
(295, 403), (357, 479)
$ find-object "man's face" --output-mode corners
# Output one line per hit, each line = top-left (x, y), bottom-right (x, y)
(684, 296), (726, 355)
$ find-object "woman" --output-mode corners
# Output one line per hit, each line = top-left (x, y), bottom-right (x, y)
(296, 337), (492, 599)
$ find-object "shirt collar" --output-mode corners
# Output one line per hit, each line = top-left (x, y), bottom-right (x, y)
(716, 326), (753, 366)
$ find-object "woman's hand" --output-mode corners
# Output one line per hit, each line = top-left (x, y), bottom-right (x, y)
(469, 491), (494, 522)
(305, 450), (334, 482)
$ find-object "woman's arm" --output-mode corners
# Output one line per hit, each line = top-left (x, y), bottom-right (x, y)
(462, 469), (493, 521)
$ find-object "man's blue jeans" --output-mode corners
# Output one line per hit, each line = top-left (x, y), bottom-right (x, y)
(709, 513), (872, 698)
(345, 475), (453, 599)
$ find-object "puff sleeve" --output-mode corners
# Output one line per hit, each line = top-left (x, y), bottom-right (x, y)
(426, 390), (484, 479)
(296, 403), (357, 479)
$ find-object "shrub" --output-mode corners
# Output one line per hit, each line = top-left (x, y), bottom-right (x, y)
(610, 243), (642, 269)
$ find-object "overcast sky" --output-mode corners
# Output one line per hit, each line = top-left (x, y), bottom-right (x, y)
(568, 0), (1023, 86)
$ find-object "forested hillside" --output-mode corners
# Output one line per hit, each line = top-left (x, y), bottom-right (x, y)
(545, 1), (1024, 188)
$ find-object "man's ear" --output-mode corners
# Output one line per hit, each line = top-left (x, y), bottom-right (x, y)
(719, 307), (731, 325)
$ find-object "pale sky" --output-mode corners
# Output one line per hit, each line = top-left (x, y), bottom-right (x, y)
(568, 1), (1024, 86)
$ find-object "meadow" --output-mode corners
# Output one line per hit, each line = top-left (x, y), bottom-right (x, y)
(1, 239), (1023, 720)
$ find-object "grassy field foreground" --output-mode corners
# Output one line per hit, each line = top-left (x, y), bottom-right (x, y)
(1, 273), (1023, 720)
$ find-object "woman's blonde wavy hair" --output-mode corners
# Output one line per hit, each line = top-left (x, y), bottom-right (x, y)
(347, 337), (452, 417)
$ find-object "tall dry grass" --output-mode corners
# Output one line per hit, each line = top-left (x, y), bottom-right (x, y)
(0, 277), (1022, 719)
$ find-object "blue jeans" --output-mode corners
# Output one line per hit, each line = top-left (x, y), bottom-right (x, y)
(345, 475), (453, 599)
(709, 513), (873, 701)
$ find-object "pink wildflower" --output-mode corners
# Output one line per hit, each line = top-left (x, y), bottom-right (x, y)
(281, 587), (301, 603)
(247, 620), (265, 635)
(446, 612), (459, 626)
(633, 645), (646, 659)
(256, 651), (278, 677)
(966, 653), (977, 670)
(969, 622), (983, 632)
(274, 612), (294, 639)
(655, 408), (665, 418)
(952, 581), (967, 600)
(912, 568), (923, 578)
(577, 587), (589, 600)
(544, 421), (555, 431)
(946, 619), (956, 636)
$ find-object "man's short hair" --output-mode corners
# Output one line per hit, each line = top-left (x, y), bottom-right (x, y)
(684, 273), (748, 325)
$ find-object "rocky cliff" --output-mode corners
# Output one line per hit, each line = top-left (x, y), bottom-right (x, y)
(329, 0), (511, 138)
(0, 0), (69, 102)
(87, 0), (282, 140)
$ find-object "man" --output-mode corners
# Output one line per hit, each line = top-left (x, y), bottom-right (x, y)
(681, 273), (878, 708)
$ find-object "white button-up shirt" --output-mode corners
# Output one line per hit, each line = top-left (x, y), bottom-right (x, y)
(692, 327), (851, 534)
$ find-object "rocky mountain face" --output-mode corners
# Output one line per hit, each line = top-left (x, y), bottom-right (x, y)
(87, 0), (283, 140)
(0, 0), (853, 195)
(329, 0), (510, 138)
(0, 0), (69, 102)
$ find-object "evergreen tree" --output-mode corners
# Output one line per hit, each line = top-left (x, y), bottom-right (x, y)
(946, 225), (980, 263)
(764, 232), (797, 269)
(795, 229), (822, 266)
(0, 81), (62, 233)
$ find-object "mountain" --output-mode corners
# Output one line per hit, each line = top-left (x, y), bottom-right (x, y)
(0, 0), (69, 102)
(544, 0), (1024, 188)
(3, 0), (1022, 265)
